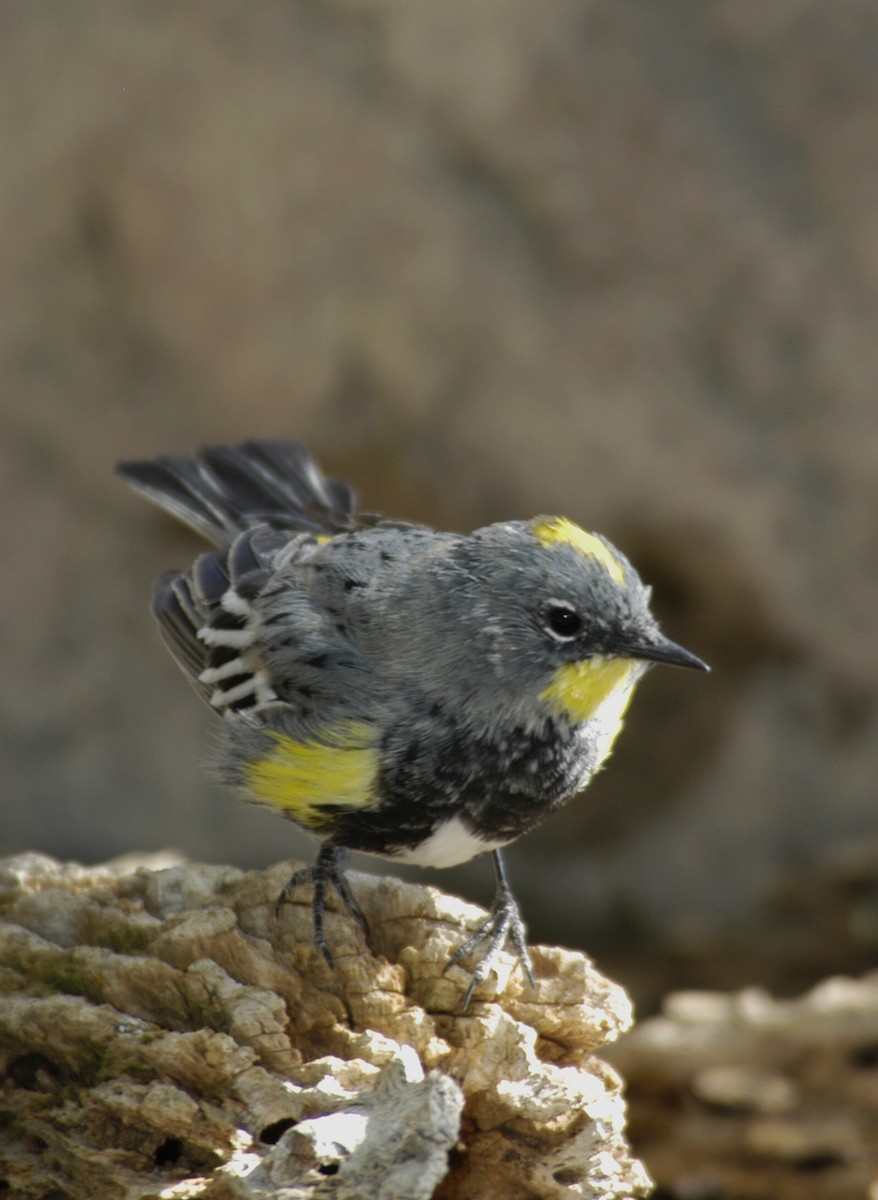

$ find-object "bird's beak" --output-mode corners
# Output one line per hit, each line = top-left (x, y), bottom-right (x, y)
(623, 634), (710, 672)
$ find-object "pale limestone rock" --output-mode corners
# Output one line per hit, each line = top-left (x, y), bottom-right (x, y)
(0, 853), (649, 1199)
(611, 973), (878, 1200)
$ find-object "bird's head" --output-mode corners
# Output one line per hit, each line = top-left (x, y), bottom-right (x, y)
(426, 516), (708, 731)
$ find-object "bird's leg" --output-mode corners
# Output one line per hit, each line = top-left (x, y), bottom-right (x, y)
(275, 844), (369, 966)
(446, 849), (536, 1009)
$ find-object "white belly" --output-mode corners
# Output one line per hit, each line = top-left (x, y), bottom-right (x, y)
(392, 816), (507, 869)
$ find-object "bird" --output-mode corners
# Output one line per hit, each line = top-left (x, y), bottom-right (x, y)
(117, 439), (708, 1007)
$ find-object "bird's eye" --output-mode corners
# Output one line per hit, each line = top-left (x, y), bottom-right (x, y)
(544, 604), (583, 640)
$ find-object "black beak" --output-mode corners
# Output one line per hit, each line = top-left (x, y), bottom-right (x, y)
(624, 634), (710, 672)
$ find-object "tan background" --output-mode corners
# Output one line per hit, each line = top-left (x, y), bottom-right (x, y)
(3, 1), (877, 1004)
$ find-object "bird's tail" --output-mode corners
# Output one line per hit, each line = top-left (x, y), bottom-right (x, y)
(116, 439), (359, 544)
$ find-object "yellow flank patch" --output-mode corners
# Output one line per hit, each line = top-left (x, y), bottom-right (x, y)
(540, 656), (639, 726)
(245, 720), (377, 826)
(531, 517), (625, 584)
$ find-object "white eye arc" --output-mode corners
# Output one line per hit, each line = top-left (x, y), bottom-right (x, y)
(541, 600), (584, 642)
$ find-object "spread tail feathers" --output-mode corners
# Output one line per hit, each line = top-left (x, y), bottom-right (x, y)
(116, 439), (360, 544)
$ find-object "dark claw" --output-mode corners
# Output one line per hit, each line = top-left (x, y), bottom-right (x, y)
(446, 850), (535, 1010)
(276, 844), (369, 965)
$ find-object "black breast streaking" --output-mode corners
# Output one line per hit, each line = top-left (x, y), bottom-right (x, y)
(319, 708), (595, 857)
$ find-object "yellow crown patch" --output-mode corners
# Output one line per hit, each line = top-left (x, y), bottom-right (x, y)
(530, 517), (625, 585)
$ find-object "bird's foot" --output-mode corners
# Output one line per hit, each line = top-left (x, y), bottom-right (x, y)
(276, 844), (369, 966)
(446, 875), (535, 1010)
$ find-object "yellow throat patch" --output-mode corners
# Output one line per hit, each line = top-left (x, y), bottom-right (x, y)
(531, 517), (625, 585)
(245, 720), (377, 827)
(540, 655), (639, 726)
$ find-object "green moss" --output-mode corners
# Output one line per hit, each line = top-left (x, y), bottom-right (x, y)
(40, 957), (105, 1003)
(89, 921), (154, 956)
(1, 947), (105, 1004)
(0, 966), (26, 992)
(72, 1039), (116, 1087)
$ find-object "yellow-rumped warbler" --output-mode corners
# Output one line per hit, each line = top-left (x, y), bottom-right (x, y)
(118, 440), (707, 1006)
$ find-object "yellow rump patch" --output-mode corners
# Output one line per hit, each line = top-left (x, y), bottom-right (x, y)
(540, 656), (639, 726)
(531, 517), (625, 585)
(245, 720), (377, 826)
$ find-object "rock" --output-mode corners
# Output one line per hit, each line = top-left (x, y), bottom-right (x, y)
(610, 972), (878, 1200)
(0, 853), (650, 1199)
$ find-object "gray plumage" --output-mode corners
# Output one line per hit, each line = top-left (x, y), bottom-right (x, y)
(118, 439), (708, 1007)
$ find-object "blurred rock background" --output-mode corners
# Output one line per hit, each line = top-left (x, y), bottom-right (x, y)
(3, 0), (877, 1010)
